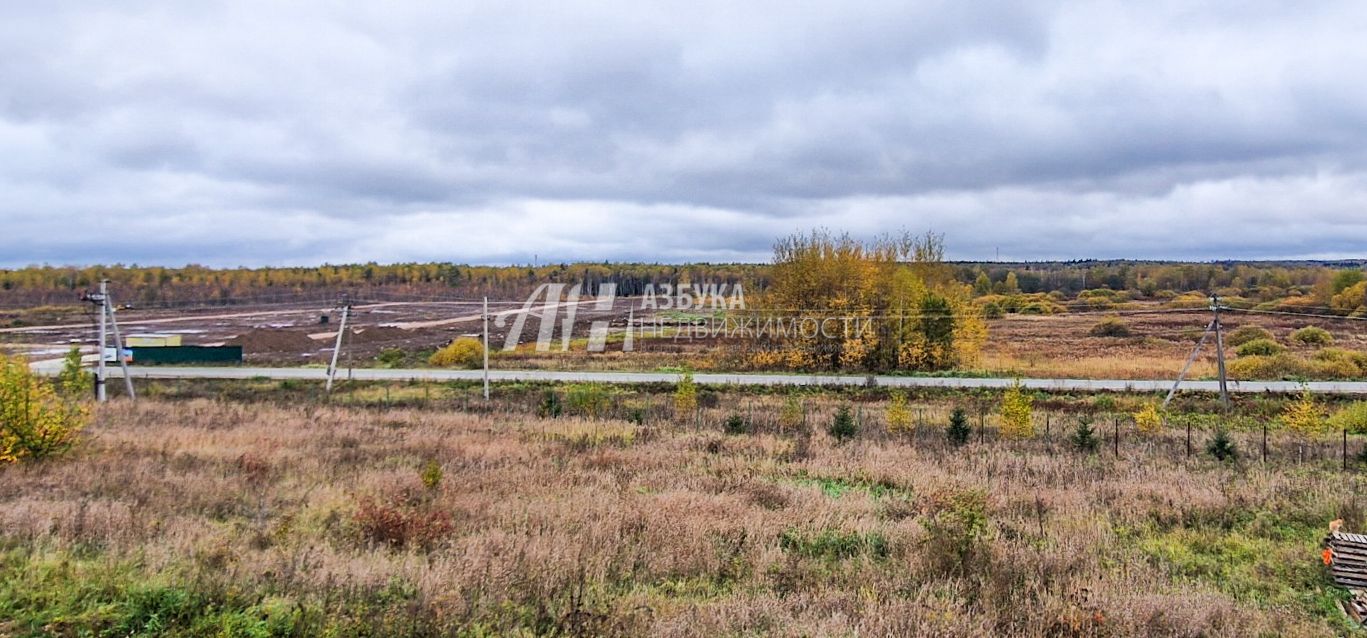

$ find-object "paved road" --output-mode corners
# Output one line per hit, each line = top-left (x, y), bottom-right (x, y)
(32, 363), (1367, 394)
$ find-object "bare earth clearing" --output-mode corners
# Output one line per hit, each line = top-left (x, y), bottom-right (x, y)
(5, 300), (1363, 381)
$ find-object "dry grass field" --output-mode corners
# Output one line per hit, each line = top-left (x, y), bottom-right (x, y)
(1, 397), (1363, 636)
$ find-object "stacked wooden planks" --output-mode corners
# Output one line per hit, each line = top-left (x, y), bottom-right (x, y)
(1326, 531), (1367, 622)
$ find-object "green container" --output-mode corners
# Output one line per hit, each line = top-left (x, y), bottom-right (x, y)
(130, 346), (243, 365)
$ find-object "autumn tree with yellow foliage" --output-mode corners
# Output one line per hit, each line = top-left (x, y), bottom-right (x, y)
(0, 353), (88, 464)
(999, 379), (1035, 438)
(756, 230), (986, 372)
(1282, 387), (1327, 439)
(1133, 402), (1164, 434)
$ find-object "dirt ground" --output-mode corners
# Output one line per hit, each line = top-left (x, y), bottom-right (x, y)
(2, 300), (1363, 379)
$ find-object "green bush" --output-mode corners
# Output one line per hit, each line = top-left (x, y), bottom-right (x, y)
(1069, 417), (1098, 452)
(1088, 317), (1131, 337)
(947, 407), (971, 446)
(1230, 351), (1366, 380)
(1206, 429), (1238, 462)
(375, 348), (406, 368)
(923, 489), (987, 575)
(779, 528), (889, 561)
(723, 413), (749, 435)
(1327, 402), (1367, 434)
(537, 390), (563, 418)
(1227, 353), (1303, 380)
(1235, 338), (1285, 357)
(1225, 325), (1273, 347)
(828, 405), (857, 442)
(1290, 326), (1333, 347)
(565, 384), (610, 418)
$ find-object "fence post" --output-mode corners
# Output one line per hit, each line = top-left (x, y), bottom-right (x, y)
(1262, 423), (1267, 464)
(1185, 419), (1191, 457)
(1113, 417), (1120, 458)
(978, 406), (985, 444)
(1345, 429), (1350, 472)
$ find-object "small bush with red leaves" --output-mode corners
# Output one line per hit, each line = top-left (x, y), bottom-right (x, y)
(352, 497), (455, 550)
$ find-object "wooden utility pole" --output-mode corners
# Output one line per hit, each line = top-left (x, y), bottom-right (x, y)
(1162, 294), (1231, 411)
(1211, 295), (1230, 410)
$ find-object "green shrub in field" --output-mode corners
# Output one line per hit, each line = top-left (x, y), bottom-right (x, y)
(1088, 316), (1131, 337)
(1290, 326), (1333, 347)
(428, 338), (483, 368)
(1236, 338), (1285, 357)
(778, 394), (804, 432)
(1230, 351), (1365, 380)
(947, 407), (971, 446)
(1206, 429), (1238, 462)
(375, 348), (407, 368)
(1226, 325), (1274, 347)
(779, 528), (889, 561)
(723, 413), (749, 435)
(1312, 347), (1367, 369)
(828, 405), (857, 442)
(56, 346), (90, 399)
(1327, 402), (1367, 434)
(420, 459), (443, 491)
(923, 489), (987, 575)
(565, 383), (610, 418)
(537, 390), (562, 418)
(1070, 417), (1098, 452)
(673, 371), (698, 419)
(1018, 300), (1065, 315)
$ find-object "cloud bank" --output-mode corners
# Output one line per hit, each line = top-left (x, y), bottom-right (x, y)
(3, 1), (1367, 266)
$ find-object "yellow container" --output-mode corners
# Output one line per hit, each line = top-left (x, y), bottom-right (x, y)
(125, 334), (183, 347)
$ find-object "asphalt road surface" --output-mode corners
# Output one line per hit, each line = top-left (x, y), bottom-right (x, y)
(32, 363), (1367, 394)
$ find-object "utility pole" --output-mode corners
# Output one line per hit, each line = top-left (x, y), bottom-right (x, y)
(84, 280), (135, 402)
(325, 295), (351, 393)
(482, 296), (490, 401)
(96, 281), (107, 402)
(1211, 294), (1230, 410)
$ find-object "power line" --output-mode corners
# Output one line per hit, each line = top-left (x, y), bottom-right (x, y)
(1225, 307), (1367, 322)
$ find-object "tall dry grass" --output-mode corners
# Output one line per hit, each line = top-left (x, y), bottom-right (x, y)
(0, 399), (1360, 636)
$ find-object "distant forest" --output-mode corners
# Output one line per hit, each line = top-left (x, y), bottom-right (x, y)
(0, 260), (1364, 315)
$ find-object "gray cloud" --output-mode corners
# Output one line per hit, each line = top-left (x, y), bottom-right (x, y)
(3, 1), (1367, 267)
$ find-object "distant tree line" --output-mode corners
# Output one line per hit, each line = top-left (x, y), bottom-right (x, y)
(1, 258), (1362, 315)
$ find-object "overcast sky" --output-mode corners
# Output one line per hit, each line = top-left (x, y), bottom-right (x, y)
(3, 2), (1366, 268)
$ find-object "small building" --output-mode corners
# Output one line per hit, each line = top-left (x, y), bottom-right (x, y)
(125, 333), (183, 347)
(129, 345), (243, 365)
